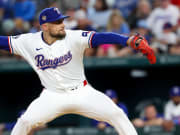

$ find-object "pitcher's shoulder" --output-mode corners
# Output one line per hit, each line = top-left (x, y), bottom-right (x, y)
(65, 29), (83, 35)
(14, 31), (41, 39)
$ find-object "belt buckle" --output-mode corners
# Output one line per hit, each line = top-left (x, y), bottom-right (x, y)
(70, 80), (87, 91)
(71, 86), (78, 91)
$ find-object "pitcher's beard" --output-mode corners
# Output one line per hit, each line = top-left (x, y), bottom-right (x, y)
(50, 32), (66, 40)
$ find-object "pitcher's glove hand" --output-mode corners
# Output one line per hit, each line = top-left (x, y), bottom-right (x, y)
(130, 33), (156, 64)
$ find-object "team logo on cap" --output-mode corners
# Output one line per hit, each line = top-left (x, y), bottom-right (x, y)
(42, 15), (47, 21)
(54, 8), (60, 14)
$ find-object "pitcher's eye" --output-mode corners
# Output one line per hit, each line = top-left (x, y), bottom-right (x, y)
(50, 19), (64, 24)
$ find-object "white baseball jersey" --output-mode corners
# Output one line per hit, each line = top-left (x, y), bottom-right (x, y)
(9, 30), (138, 135)
(8, 30), (94, 91)
(146, 4), (179, 37)
(164, 100), (180, 120)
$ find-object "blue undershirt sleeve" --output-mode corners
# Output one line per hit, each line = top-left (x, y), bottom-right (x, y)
(91, 32), (129, 48)
(0, 36), (10, 52)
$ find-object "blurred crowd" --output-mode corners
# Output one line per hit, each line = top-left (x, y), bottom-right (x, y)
(0, 0), (180, 58)
(92, 86), (180, 132)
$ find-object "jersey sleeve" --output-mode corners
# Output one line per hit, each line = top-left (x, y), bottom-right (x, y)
(80, 30), (95, 49)
(70, 30), (95, 51)
(9, 34), (30, 56)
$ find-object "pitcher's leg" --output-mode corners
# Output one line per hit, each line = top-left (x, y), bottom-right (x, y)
(11, 90), (68, 135)
(73, 85), (138, 135)
(108, 108), (138, 135)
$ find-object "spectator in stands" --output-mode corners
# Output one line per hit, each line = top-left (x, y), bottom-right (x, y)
(113, 0), (137, 19)
(13, 0), (36, 22)
(0, 2), (3, 22)
(169, 19), (180, 54)
(132, 104), (164, 127)
(146, 0), (179, 38)
(0, 0), (13, 36)
(87, 0), (112, 31)
(35, 0), (50, 12)
(59, 0), (81, 11)
(107, 10), (130, 34)
(171, 0), (180, 9)
(96, 9), (132, 57)
(79, 0), (90, 12)
(73, 9), (95, 31)
(48, 0), (60, 8)
(29, 17), (41, 33)
(92, 89), (128, 130)
(13, 18), (30, 35)
(2, 19), (15, 35)
(175, 18), (180, 41)
(0, 19), (15, 57)
(127, 0), (151, 30)
(163, 86), (180, 131)
(96, 43), (118, 57)
(151, 0), (162, 9)
(136, 20), (152, 44)
(64, 8), (78, 29)
(151, 22), (178, 54)
(0, 0), (14, 20)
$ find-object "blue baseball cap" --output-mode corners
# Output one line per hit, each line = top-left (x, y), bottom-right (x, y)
(170, 86), (180, 97)
(39, 7), (69, 25)
(105, 89), (118, 99)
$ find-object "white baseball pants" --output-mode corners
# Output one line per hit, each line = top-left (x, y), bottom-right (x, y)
(11, 84), (138, 135)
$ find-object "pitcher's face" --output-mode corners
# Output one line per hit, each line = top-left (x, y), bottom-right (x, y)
(47, 19), (66, 39)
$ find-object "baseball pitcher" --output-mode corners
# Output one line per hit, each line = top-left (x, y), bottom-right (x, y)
(0, 7), (156, 135)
